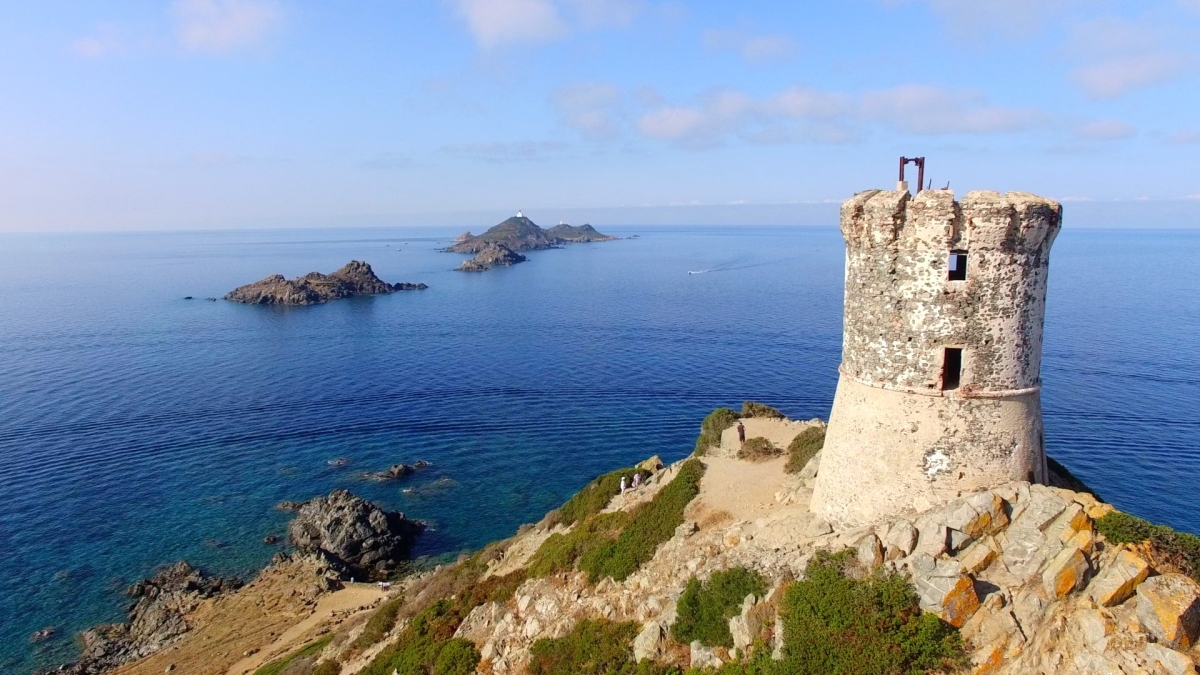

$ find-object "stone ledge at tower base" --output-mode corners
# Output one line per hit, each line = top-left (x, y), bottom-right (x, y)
(812, 376), (1046, 527)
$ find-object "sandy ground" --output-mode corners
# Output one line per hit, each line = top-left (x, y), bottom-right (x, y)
(716, 417), (818, 459)
(225, 584), (389, 675)
(691, 455), (790, 523)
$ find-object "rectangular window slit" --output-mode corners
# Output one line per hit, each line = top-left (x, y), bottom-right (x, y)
(942, 348), (963, 390)
(948, 252), (968, 281)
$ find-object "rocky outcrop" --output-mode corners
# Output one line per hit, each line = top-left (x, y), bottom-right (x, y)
(225, 261), (426, 305)
(544, 223), (617, 243)
(286, 489), (425, 580)
(446, 217), (558, 254)
(456, 243), (527, 272)
(454, 231), (475, 242)
(53, 562), (240, 674)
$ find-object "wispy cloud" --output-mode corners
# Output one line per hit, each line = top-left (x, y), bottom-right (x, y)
(635, 83), (1043, 148)
(174, 0), (281, 54)
(552, 82), (622, 138)
(1076, 120), (1137, 140)
(563, 0), (642, 28)
(702, 28), (796, 63)
(440, 141), (569, 162)
(73, 23), (142, 58)
(1168, 130), (1200, 144)
(882, 0), (1075, 37)
(448, 0), (567, 48)
(1066, 16), (1194, 98)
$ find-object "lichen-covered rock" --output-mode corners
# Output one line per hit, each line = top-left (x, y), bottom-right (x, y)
(1144, 642), (1197, 675)
(1137, 574), (1200, 649)
(287, 489), (425, 580)
(910, 556), (980, 627)
(1089, 549), (1151, 607)
(632, 622), (665, 662)
(690, 641), (723, 669)
(1042, 546), (1090, 599)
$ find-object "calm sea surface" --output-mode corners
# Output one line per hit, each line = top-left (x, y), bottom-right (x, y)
(0, 225), (1198, 672)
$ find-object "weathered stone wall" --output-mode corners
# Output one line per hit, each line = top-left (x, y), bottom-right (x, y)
(813, 188), (1061, 525)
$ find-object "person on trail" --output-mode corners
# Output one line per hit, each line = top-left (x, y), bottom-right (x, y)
(620, 476), (627, 493)
(737, 422), (746, 444)
(632, 472), (642, 489)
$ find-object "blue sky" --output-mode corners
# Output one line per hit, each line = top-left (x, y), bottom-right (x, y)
(1, 0), (1199, 231)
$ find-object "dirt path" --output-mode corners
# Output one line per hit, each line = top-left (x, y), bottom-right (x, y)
(716, 417), (817, 459)
(226, 584), (389, 675)
(692, 455), (790, 523)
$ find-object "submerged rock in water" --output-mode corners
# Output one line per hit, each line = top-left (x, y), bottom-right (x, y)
(286, 489), (425, 581)
(30, 627), (57, 643)
(365, 463), (417, 481)
(225, 260), (426, 305)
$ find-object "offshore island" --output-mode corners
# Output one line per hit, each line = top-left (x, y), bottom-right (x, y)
(449, 213), (616, 272)
(47, 187), (1200, 675)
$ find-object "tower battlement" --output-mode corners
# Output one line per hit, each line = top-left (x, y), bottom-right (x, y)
(812, 185), (1062, 526)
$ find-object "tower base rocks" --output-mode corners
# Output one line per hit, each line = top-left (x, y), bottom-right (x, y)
(811, 376), (1047, 526)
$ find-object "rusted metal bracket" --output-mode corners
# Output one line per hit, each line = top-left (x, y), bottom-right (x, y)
(899, 156), (925, 193)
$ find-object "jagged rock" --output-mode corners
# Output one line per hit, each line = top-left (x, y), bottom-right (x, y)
(366, 463), (416, 481)
(1145, 643), (1197, 675)
(1137, 574), (1200, 648)
(638, 455), (665, 472)
(57, 562), (240, 674)
(1042, 545), (1091, 599)
(1089, 549), (1151, 607)
(798, 451), (821, 480)
(957, 537), (998, 574)
(225, 261), (425, 305)
(856, 533), (884, 570)
(454, 231), (474, 242)
(910, 556), (980, 627)
(456, 243), (527, 272)
(30, 627), (57, 643)
(729, 594), (765, 652)
(287, 489), (425, 580)
(690, 641), (723, 669)
(884, 520), (917, 560)
(1075, 608), (1115, 647)
(632, 622), (664, 662)
(805, 518), (832, 537)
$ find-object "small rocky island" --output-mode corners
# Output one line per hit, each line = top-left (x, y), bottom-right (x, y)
(225, 261), (427, 305)
(449, 214), (616, 272)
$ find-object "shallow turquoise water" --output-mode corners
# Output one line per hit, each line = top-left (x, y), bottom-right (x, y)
(0, 225), (1197, 673)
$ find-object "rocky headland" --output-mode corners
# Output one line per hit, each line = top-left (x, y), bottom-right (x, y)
(544, 222), (617, 243)
(52, 409), (1200, 675)
(224, 261), (427, 305)
(456, 243), (528, 272)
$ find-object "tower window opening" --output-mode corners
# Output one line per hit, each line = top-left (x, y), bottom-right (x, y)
(948, 252), (968, 281)
(942, 348), (963, 390)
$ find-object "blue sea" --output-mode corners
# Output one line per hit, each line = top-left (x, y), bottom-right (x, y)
(1, 225), (1198, 673)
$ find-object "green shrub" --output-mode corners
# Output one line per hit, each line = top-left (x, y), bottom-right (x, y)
(672, 567), (767, 648)
(1096, 511), (1200, 582)
(433, 638), (481, 675)
(776, 550), (963, 675)
(580, 459), (706, 583)
(253, 635), (334, 675)
(784, 427), (825, 474)
(737, 437), (781, 461)
(312, 660), (341, 675)
(351, 595), (404, 650)
(558, 467), (649, 527)
(528, 511), (630, 578)
(359, 570), (525, 675)
(528, 619), (682, 675)
(696, 408), (740, 455)
(740, 402), (785, 419)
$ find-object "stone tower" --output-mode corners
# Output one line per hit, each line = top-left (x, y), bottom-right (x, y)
(811, 188), (1062, 526)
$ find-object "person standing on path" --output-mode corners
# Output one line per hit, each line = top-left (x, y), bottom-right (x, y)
(737, 422), (746, 444)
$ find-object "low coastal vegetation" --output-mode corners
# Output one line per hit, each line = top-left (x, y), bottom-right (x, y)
(529, 619), (680, 675)
(737, 437), (781, 461)
(252, 634), (334, 675)
(529, 459), (706, 583)
(672, 567), (767, 648)
(1096, 511), (1200, 581)
(695, 408), (739, 455)
(784, 427), (825, 474)
(580, 459), (706, 583)
(350, 594), (404, 651)
(740, 402), (784, 419)
(554, 466), (651, 527)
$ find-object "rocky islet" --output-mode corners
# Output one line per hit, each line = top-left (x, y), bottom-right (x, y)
(224, 260), (427, 305)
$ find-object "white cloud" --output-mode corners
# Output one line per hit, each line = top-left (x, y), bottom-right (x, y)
(449, 0), (567, 48)
(563, 0), (642, 28)
(441, 141), (569, 162)
(552, 82), (622, 138)
(635, 83), (1045, 148)
(1076, 120), (1136, 140)
(884, 0), (1074, 37)
(1073, 53), (1190, 98)
(702, 28), (796, 63)
(1168, 130), (1200, 144)
(174, 0), (280, 54)
(73, 23), (137, 58)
